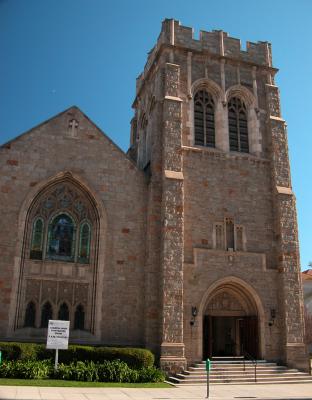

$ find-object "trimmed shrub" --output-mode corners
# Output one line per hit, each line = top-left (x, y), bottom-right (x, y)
(0, 342), (154, 369)
(0, 359), (165, 383)
(0, 360), (52, 379)
(135, 366), (166, 383)
(97, 360), (133, 383)
(0, 342), (41, 361)
(37, 345), (154, 369)
(0, 343), (22, 361)
(54, 361), (99, 382)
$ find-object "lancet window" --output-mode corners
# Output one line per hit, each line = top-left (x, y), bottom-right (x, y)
(214, 219), (246, 252)
(78, 222), (91, 263)
(58, 302), (70, 321)
(47, 213), (75, 261)
(24, 301), (36, 327)
(74, 304), (85, 330)
(194, 90), (215, 147)
(41, 301), (53, 328)
(228, 97), (249, 153)
(30, 218), (44, 260)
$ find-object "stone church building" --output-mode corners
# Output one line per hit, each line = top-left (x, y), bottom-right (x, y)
(0, 19), (308, 372)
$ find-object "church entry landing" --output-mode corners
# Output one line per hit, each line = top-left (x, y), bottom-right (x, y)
(202, 282), (260, 359)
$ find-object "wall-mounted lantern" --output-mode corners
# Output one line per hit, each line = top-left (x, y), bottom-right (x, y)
(190, 306), (198, 326)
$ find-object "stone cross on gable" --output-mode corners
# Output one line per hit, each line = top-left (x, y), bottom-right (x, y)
(68, 119), (79, 137)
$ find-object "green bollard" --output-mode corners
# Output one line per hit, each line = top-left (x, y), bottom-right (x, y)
(205, 358), (211, 398)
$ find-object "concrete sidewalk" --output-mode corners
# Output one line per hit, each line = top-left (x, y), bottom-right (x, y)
(0, 383), (311, 400)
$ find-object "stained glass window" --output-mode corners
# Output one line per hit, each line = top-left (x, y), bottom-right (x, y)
(30, 218), (44, 260)
(24, 301), (36, 327)
(194, 90), (215, 147)
(228, 97), (249, 153)
(74, 304), (85, 330)
(41, 302), (53, 328)
(78, 222), (91, 263)
(58, 303), (69, 321)
(47, 214), (75, 261)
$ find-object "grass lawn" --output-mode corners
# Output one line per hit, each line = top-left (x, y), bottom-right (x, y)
(0, 378), (171, 388)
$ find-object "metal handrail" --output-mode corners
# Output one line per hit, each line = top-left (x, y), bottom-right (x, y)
(242, 351), (257, 383)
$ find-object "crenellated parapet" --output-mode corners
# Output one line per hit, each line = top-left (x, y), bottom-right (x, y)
(136, 19), (274, 95)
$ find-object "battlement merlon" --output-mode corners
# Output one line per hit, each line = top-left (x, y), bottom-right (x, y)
(134, 19), (278, 100)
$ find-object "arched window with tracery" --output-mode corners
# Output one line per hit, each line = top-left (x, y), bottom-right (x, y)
(30, 217), (44, 260)
(47, 213), (76, 261)
(194, 90), (215, 147)
(41, 301), (53, 328)
(24, 301), (36, 327)
(74, 304), (85, 330)
(17, 179), (99, 334)
(228, 97), (249, 153)
(58, 302), (69, 321)
(78, 222), (91, 263)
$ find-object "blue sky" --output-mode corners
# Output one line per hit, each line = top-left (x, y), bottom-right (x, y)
(1, 0), (311, 269)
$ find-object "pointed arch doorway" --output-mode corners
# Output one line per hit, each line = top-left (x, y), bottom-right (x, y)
(202, 279), (262, 359)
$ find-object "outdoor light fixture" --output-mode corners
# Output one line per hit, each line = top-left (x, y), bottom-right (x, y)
(269, 308), (276, 326)
(190, 306), (198, 326)
(271, 308), (276, 320)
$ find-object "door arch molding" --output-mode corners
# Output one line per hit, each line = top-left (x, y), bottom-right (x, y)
(197, 276), (266, 359)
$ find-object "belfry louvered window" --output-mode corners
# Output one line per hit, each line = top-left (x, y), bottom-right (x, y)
(194, 90), (215, 147)
(228, 97), (249, 153)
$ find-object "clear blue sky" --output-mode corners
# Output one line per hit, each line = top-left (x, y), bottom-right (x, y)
(1, 0), (311, 269)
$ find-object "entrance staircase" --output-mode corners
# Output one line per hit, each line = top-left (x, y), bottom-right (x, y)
(169, 357), (312, 385)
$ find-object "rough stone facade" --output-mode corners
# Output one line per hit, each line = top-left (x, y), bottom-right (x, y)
(0, 19), (308, 373)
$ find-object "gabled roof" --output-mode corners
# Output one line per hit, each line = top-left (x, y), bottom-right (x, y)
(0, 106), (136, 167)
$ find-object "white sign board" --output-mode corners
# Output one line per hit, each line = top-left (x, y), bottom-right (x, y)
(46, 320), (70, 350)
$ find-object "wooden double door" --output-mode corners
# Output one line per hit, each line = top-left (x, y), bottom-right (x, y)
(203, 315), (258, 359)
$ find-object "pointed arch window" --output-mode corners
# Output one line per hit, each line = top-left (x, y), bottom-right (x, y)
(24, 301), (36, 327)
(30, 218), (44, 260)
(41, 301), (53, 328)
(194, 90), (215, 147)
(79, 222), (91, 263)
(228, 97), (249, 153)
(58, 302), (69, 321)
(47, 213), (76, 261)
(226, 218), (235, 250)
(74, 304), (85, 330)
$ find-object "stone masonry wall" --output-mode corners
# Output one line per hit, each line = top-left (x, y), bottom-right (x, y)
(0, 107), (147, 345)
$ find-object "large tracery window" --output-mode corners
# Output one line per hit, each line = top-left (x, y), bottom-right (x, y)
(194, 90), (215, 147)
(28, 184), (94, 264)
(228, 97), (249, 153)
(18, 180), (99, 335)
(47, 213), (76, 261)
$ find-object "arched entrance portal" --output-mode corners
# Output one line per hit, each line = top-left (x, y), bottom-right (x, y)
(202, 280), (260, 359)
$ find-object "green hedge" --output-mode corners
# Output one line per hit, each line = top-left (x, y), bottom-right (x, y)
(0, 360), (165, 383)
(0, 343), (154, 369)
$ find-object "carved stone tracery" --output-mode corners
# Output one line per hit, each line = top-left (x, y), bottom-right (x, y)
(30, 182), (95, 224)
(207, 291), (245, 313)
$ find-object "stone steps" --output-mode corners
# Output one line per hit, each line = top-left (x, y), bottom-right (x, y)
(185, 369), (299, 375)
(169, 358), (312, 385)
